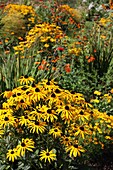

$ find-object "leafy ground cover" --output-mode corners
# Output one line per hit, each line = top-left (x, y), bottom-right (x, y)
(0, 0), (113, 169)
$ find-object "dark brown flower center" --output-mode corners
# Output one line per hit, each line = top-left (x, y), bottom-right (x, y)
(46, 81), (50, 85)
(20, 99), (24, 103)
(17, 93), (21, 96)
(24, 115), (28, 119)
(21, 142), (26, 147)
(54, 129), (58, 132)
(35, 88), (40, 92)
(55, 89), (61, 93)
(12, 94), (16, 97)
(90, 111), (93, 115)
(11, 151), (14, 154)
(35, 121), (40, 125)
(4, 117), (9, 121)
(26, 91), (30, 95)
(71, 91), (75, 94)
(65, 138), (69, 141)
(6, 88), (10, 91)
(79, 111), (84, 115)
(65, 106), (69, 110)
(80, 127), (84, 131)
(21, 86), (28, 90)
(47, 109), (52, 114)
(73, 144), (78, 148)
(46, 152), (50, 156)
(24, 75), (28, 78)
(51, 93), (56, 98)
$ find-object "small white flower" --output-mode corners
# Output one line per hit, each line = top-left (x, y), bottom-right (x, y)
(88, 2), (94, 10)
(96, 5), (103, 11)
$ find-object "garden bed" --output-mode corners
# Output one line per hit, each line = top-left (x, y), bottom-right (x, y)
(0, 0), (113, 169)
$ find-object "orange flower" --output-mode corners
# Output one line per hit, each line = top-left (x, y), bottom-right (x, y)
(88, 56), (95, 63)
(110, 88), (113, 94)
(51, 57), (59, 63)
(64, 64), (71, 73)
(55, 35), (62, 39)
(38, 60), (48, 70)
(83, 36), (87, 40)
(77, 36), (80, 39)
(75, 41), (82, 45)
(109, 0), (113, 9)
(42, 60), (47, 65)
(69, 17), (74, 24)
(85, 56), (89, 59)
(52, 67), (56, 71)
(77, 23), (81, 28)
(35, 62), (40, 65)
(102, 4), (107, 10)
(38, 64), (45, 70)
(5, 50), (10, 54)
(18, 37), (23, 41)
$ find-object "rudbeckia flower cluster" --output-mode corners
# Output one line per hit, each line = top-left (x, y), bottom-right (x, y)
(13, 22), (64, 54)
(0, 77), (113, 167)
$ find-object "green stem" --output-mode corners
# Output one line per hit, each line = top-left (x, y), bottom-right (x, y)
(17, 53), (21, 86)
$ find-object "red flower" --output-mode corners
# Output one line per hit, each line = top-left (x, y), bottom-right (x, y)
(0, 4), (5, 9)
(57, 47), (64, 52)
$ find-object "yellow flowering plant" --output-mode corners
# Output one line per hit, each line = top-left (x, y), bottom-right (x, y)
(13, 22), (64, 54)
(0, 4), (39, 50)
(0, 78), (113, 169)
(90, 89), (113, 116)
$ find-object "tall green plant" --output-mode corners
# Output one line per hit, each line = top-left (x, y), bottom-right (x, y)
(81, 21), (113, 77)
